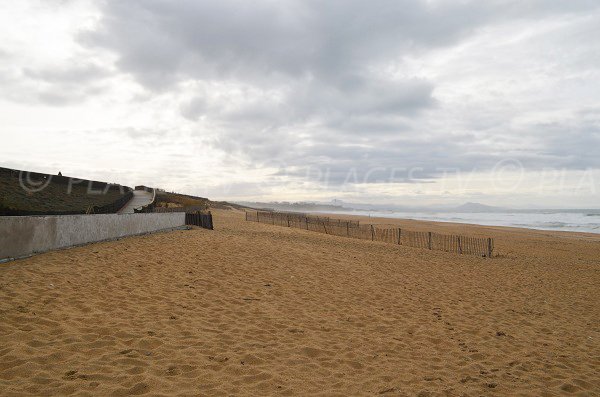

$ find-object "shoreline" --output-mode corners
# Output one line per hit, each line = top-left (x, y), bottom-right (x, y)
(1, 209), (599, 395)
(306, 210), (600, 239)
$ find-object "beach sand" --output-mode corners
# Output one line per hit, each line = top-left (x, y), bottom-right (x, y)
(1, 209), (599, 396)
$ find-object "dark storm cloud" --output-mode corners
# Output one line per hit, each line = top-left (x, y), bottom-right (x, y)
(532, 122), (600, 169)
(84, 0), (479, 86)
(0, 60), (111, 106)
(84, 0), (600, 84)
(19, 63), (111, 105)
(181, 77), (435, 124)
(80, 0), (600, 185)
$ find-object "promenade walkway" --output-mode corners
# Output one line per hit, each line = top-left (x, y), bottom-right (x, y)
(118, 190), (154, 214)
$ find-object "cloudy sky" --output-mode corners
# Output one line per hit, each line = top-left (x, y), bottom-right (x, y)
(1, 0), (599, 208)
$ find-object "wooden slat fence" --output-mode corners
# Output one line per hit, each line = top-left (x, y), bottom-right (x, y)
(185, 211), (214, 230)
(245, 210), (493, 257)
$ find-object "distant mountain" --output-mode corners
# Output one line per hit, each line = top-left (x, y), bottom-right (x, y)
(451, 202), (506, 213)
(236, 199), (597, 214)
(235, 201), (349, 212)
(236, 200), (513, 213)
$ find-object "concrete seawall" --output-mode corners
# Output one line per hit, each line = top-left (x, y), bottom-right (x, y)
(0, 213), (186, 261)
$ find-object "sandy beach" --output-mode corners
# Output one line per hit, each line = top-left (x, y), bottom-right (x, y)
(1, 209), (599, 396)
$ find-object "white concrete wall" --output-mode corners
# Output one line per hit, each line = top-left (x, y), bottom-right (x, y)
(0, 213), (186, 261)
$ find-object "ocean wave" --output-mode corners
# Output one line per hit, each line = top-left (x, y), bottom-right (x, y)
(353, 210), (600, 234)
(515, 222), (568, 228)
(539, 222), (569, 228)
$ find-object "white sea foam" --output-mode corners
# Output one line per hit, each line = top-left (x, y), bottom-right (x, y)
(317, 210), (600, 234)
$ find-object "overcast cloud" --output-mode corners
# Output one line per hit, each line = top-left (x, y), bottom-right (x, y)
(1, 0), (599, 207)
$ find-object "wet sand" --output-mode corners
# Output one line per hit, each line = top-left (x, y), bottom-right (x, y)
(1, 209), (599, 396)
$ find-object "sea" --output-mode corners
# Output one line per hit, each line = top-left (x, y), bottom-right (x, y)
(316, 210), (600, 234)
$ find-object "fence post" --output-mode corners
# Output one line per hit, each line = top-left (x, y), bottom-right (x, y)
(323, 221), (328, 234)
(487, 238), (493, 257)
(397, 228), (401, 245)
(346, 222), (349, 237)
(287, 214), (290, 227)
(428, 232), (432, 250)
(272, 213), (275, 225)
(371, 225), (374, 241)
(458, 236), (462, 254)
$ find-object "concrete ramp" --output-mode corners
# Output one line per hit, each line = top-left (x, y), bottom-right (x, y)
(119, 190), (154, 214)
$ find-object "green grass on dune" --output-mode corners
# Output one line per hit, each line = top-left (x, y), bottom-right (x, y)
(0, 168), (129, 214)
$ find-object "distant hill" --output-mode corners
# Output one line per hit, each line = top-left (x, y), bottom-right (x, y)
(235, 201), (348, 212)
(154, 191), (210, 210)
(154, 191), (247, 211)
(0, 167), (132, 215)
(1, 166), (245, 216)
(235, 200), (511, 213)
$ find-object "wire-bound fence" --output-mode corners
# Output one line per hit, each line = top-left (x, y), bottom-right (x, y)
(185, 212), (214, 230)
(246, 210), (493, 257)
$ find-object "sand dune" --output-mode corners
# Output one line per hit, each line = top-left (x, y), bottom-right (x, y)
(1, 209), (599, 396)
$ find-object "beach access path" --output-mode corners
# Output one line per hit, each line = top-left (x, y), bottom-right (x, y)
(118, 189), (154, 214)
